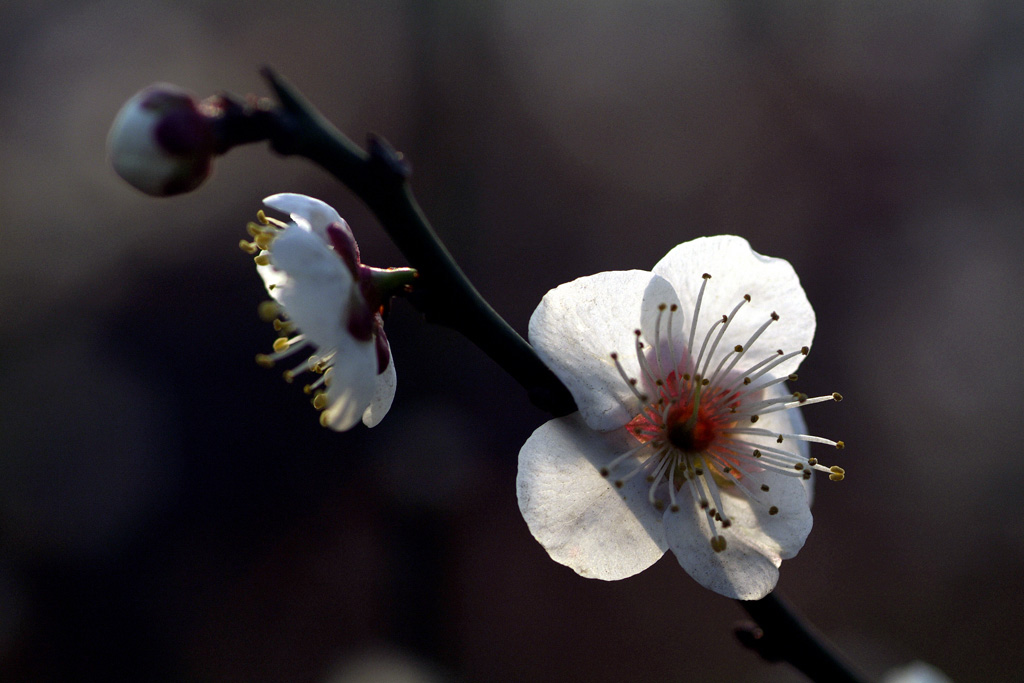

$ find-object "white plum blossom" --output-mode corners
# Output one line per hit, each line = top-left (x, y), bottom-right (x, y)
(240, 193), (399, 431)
(517, 235), (844, 600)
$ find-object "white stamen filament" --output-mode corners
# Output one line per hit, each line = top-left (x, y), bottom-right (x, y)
(700, 296), (748, 380)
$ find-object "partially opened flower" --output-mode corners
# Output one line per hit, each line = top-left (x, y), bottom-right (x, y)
(240, 193), (413, 431)
(517, 235), (844, 600)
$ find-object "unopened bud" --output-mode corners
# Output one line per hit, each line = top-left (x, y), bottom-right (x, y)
(107, 83), (215, 196)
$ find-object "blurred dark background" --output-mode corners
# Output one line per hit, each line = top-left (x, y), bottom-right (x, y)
(2, 1), (1022, 681)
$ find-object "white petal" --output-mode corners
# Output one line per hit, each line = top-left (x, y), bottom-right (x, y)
(517, 413), (667, 580)
(664, 497), (782, 600)
(653, 236), (815, 379)
(362, 351), (397, 428)
(529, 270), (654, 431)
(263, 193), (348, 240)
(322, 334), (379, 431)
(268, 228), (353, 347)
(639, 274), (686, 384)
(256, 257), (288, 300)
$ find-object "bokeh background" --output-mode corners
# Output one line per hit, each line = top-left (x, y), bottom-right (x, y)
(1, 1), (1022, 681)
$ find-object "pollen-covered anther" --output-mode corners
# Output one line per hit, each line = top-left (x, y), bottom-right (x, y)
(254, 253), (271, 266)
(257, 301), (280, 321)
(710, 536), (727, 553)
(311, 392), (328, 410)
(238, 240), (259, 254)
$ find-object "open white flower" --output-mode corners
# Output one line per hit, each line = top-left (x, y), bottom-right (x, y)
(240, 193), (397, 431)
(517, 235), (844, 600)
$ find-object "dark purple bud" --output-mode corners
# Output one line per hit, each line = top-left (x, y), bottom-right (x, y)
(108, 83), (216, 196)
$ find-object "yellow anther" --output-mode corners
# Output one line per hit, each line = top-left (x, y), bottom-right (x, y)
(319, 412), (331, 428)
(835, 441), (846, 450)
(282, 370), (295, 384)
(238, 240), (258, 254)
(832, 392), (843, 401)
(256, 209), (270, 225)
(255, 354), (274, 368)
(302, 384), (314, 395)
(254, 253), (271, 266)
(254, 234), (275, 250)
(830, 466), (845, 475)
(710, 536), (727, 553)
(272, 319), (295, 333)
(312, 392), (328, 410)
(272, 337), (291, 352)
(258, 301), (280, 322)
(829, 472), (845, 482)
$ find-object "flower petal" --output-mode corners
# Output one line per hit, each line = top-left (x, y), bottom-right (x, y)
(664, 498), (782, 600)
(362, 352), (397, 428)
(529, 270), (654, 431)
(263, 193), (347, 240)
(639, 274), (686, 385)
(267, 227), (354, 347)
(517, 413), (668, 580)
(321, 333), (379, 431)
(652, 235), (815, 379)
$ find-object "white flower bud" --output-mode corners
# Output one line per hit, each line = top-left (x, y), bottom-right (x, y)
(107, 84), (215, 196)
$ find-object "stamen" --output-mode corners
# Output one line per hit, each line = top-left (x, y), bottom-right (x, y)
(611, 352), (650, 404)
(692, 315), (726, 395)
(599, 441), (652, 477)
(653, 304), (666, 377)
(714, 313), (778, 384)
(634, 330), (660, 387)
(700, 296), (749, 380)
(688, 273), (712, 354)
